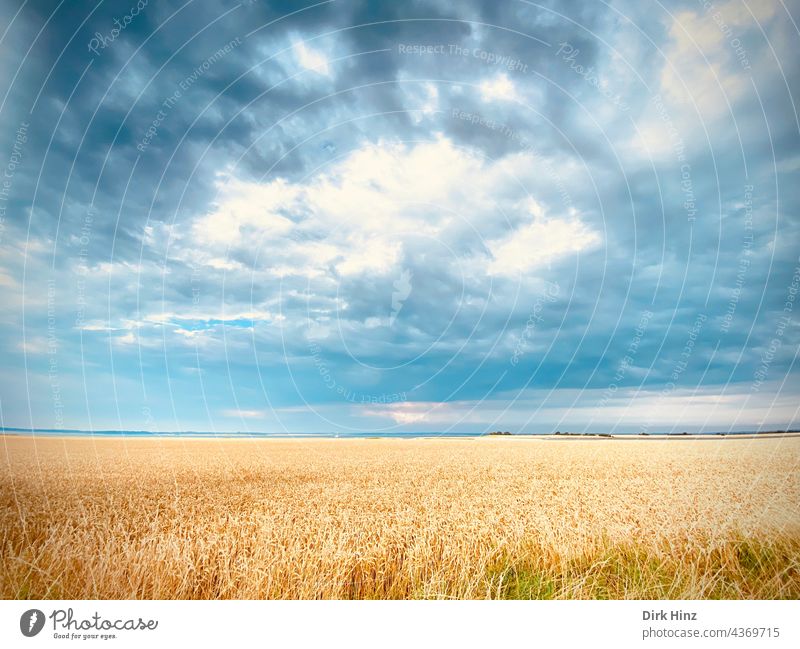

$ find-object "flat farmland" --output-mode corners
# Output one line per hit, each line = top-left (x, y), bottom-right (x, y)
(1, 435), (799, 599)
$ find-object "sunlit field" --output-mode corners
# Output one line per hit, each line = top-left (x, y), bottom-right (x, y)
(2, 435), (799, 599)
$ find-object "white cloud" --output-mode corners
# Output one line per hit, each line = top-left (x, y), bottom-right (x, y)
(149, 138), (601, 352)
(193, 177), (297, 247)
(186, 138), (597, 285)
(117, 332), (136, 345)
(362, 401), (436, 424)
(358, 384), (798, 431)
(659, 8), (747, 117)
(144, 309), (281, 325)
(17, 337), (49, 354)
(627, 0), (782, 160)
(479, 74), (518, 102)
(221, 409), (268, 419)
(487, 214), (600, 276)
(293, 40), (331, 76)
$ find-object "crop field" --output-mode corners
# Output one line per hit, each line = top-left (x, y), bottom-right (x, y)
(1, 435), (799, 599)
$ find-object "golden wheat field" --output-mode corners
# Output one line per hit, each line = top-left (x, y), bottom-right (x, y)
(1, 434), (799, 599)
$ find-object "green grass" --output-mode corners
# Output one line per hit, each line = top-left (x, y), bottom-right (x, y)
(484, 536), (800, 600)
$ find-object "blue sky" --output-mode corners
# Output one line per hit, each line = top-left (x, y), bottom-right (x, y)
(0, 0), (798, 433)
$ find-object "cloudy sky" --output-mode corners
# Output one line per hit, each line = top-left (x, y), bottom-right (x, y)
(0, 0), (798, 433)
